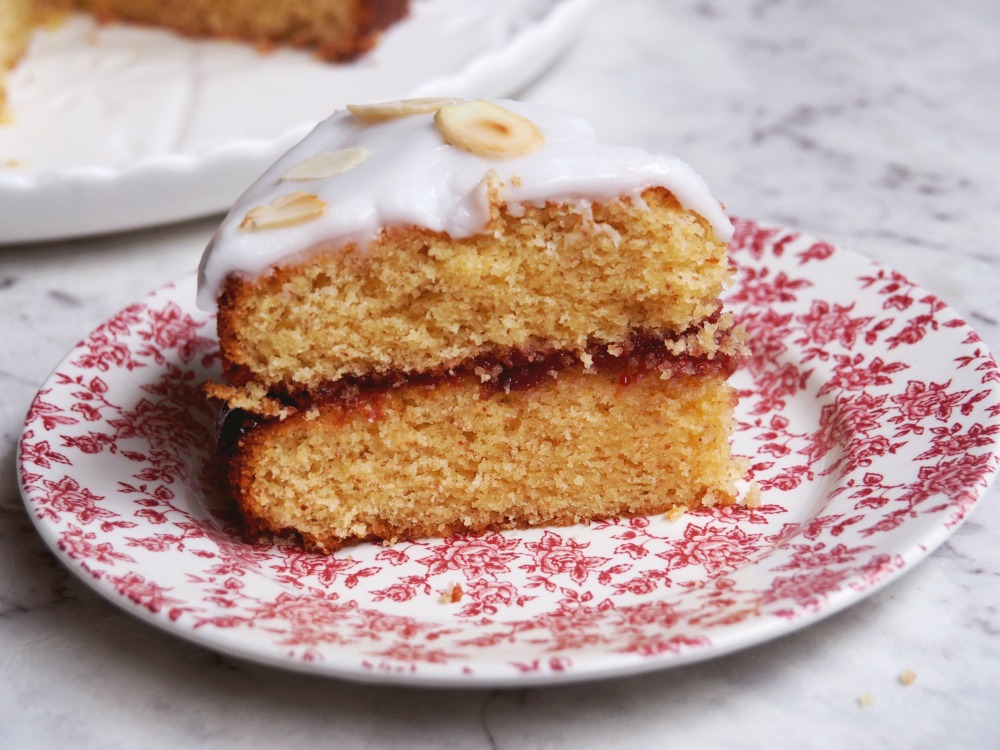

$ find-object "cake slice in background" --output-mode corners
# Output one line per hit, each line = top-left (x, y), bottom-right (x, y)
(0, 0), (33, 119)
(199, 98), (746, 553)
(40, 0), (410, 61)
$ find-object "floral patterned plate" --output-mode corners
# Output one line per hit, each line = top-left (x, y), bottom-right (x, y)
(18, 220), (1000, 687)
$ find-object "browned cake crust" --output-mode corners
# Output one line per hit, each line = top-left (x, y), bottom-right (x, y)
(41, 0), (409, 60)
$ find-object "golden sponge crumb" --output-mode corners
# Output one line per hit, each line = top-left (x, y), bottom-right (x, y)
(217, 187), (733, 394)
(666, 505), (688, 522)
(226, 364), (741, 553)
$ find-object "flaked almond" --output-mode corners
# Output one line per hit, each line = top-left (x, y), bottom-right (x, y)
(434, 99), (543, 159)
(280, 148), (369, 180)
(241, 191), (327, 231)
(347, 97), (460, 121)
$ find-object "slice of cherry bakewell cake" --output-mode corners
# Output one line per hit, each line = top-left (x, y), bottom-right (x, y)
(197, 97), (746, 553)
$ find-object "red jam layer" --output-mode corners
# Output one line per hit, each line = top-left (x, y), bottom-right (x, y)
(217, 320), (743, 455)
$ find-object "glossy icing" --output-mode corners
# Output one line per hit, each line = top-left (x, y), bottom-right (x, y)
(197, 99), (733, 309)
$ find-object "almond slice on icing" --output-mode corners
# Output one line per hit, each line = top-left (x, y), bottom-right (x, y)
(240, 191), (327, 231)
(434, 99), (543, 159)
(280, 148), (369, 180)
(347, 97), (460, 121)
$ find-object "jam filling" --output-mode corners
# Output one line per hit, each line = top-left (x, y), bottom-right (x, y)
(217, 318), (742, 454)
(281, 310), (734, 406)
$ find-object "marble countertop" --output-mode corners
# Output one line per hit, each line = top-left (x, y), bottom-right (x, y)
(2, 0), (998, 747)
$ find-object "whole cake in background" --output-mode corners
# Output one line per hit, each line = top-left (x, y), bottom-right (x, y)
(198, 97), (747, 553)
(0, 0), (409, 116)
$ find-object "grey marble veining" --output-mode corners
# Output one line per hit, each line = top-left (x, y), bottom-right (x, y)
(2, 1), (999, 747)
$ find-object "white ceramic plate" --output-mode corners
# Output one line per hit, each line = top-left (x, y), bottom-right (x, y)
(18, 220), (1000, 687)
(0, 0), (593, 243)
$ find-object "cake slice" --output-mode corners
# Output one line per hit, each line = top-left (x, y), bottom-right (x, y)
(198, 98), (745, 553)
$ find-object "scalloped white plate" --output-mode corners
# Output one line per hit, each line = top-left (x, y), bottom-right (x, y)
(18, 220), (1000, 686)
(0, 0), (593, 243)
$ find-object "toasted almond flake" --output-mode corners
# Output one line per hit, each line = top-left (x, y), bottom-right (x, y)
(240, 191), (327, 231)
(435, 99), (544, 159)
(898, 669), (917, 686)
(857, 692), (875, 708)
(280, 148), (369, 180)
(347, 97), (460, 121)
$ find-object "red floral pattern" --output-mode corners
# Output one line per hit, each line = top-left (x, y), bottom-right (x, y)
(17, 222), (1000, 686)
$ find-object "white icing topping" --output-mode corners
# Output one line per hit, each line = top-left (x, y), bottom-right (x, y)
(196, 99), (733, 310)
